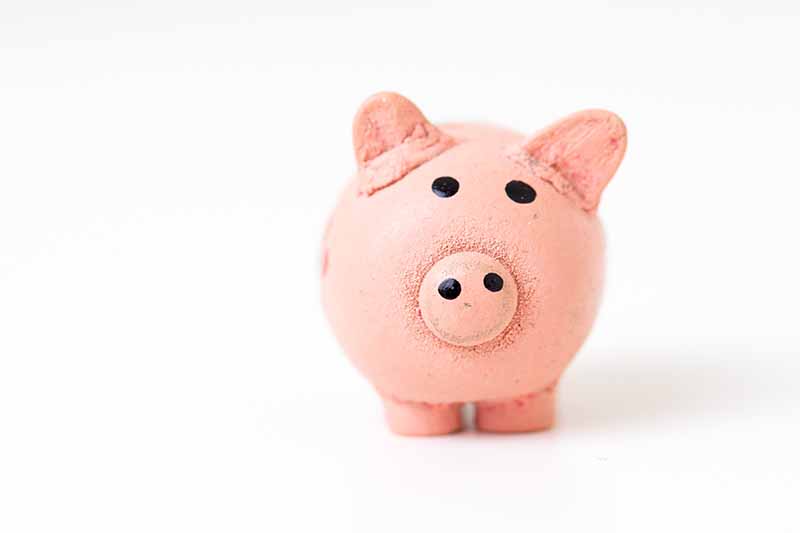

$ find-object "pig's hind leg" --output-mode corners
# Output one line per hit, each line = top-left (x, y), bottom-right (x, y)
(474, 385), (556, 433)
(381, 396), (463, 436)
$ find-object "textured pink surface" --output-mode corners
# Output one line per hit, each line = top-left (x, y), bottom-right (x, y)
(322, 93), (627, 435)
(418, 251), (518, 347)
(353, 92), (455, 196)
(521, 109), (627, 212)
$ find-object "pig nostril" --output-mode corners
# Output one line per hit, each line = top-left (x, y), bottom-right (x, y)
(483, 272), (504, 292)
(437, 278), (461, 300)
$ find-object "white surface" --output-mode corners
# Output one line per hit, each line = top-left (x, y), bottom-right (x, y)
(2, 2), (799, 531)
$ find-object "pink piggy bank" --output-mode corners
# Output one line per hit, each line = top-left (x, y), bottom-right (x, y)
(321, 92), (627, 435)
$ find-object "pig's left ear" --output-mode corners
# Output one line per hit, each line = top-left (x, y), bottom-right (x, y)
(353, 92), (455, 196)
(521, 110), (627, 211)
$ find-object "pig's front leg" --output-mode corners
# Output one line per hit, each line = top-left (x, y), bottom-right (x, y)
(381, 396), (463, 436)
(475, 385), (557, 433)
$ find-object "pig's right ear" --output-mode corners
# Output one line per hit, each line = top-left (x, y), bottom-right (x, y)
(353, 92), (455, 196)
(519, 110), (627, 212)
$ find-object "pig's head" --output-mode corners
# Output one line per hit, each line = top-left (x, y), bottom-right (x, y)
(322, 92), (626, 402)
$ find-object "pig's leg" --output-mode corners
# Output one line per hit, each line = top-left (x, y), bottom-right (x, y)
(381, 396), (463, 436)
(475, 385), (556, 433)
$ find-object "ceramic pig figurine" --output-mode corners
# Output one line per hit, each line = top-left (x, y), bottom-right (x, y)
(321, 92), (627, 436)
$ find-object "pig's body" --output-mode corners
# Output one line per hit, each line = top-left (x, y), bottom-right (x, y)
(321, 95), (626, 435)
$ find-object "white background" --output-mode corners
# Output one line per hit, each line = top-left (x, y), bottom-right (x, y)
(2, 1), (799, 531)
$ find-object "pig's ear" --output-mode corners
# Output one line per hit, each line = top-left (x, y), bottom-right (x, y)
(353, 92), (455, 196)
(521, 110), (627, 211)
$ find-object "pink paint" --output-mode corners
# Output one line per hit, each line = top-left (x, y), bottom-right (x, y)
(320, 247), (329, 277)
(322, 92), (627, 435)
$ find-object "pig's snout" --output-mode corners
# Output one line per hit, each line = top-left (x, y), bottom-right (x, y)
(418, 252), (518, 347)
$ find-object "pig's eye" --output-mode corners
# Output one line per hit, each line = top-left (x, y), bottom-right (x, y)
(505, 180), (536, 204)
(431, 176), (459, 198)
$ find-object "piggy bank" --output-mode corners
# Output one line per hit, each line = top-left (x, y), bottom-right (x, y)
(321, 92), (626, 435)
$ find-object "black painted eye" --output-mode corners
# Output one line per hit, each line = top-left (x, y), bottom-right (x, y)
(483, 273), (504, 292)
(432, 176), (459, 198)
(438, 278), (461, 300)
(505, 180), (536, 204)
